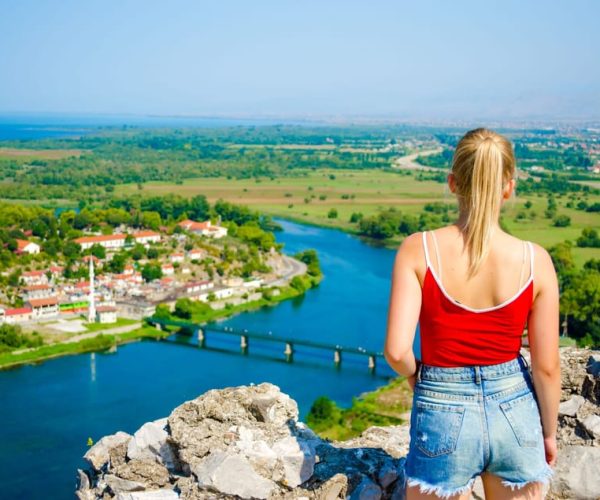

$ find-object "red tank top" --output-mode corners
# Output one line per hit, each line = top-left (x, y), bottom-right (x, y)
(418, 230), (534, 367)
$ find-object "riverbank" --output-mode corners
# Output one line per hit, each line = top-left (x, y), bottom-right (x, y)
(0, 271), (323, 371)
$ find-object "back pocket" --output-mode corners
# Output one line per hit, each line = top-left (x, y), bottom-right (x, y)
(414, 400), (465, 457)
(499, 391), (542, 447)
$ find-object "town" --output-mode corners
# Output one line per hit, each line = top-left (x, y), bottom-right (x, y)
(0, 214), (307, 340)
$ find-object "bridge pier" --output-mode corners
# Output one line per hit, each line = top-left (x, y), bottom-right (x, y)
(284, 342), (294, 362)
(334, 349), (342, 367)
(197, 328), (205, 348)
(241, 335), (248, 354)
(368, 355), (376, 373)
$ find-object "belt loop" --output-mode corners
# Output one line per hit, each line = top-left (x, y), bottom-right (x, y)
(416, 360), (422, 383)
(474, 366), (481, 385)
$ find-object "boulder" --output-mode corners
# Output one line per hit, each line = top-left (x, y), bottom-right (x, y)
(84, 431), (132, 471)
(127, 419), (178, 471)
(558, 395), (585, 417)
(548, 445), (600, 499)
(192, 451), (277, 499)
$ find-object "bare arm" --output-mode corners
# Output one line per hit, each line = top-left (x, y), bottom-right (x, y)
(527, 243), (561, 443)
(384, 232), (422, 378)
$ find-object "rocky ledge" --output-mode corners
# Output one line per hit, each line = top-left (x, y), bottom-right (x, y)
(77, 347), (600, 500)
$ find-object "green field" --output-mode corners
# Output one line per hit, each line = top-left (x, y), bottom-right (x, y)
(115, 168), (600, 267)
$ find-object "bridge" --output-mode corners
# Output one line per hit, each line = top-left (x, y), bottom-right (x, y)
(144, 317), (385, 373)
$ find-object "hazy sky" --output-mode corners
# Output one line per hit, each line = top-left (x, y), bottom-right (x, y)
(1, 0), (599, 120)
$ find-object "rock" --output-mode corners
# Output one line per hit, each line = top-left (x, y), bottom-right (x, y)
(168, 383), (298, 470)
(272, 435), (316, 487)
(77, 348), (600, 500)
(349, 477), (382, 500)
(104, 474), (146, 493)
(192, 451), (276, 499)
(581, 414), (600, 439)
(84, 432), (132, 471)
(558, 395), (585, 417)
(548, 445), (600, 499)
(586, 355), (600, 377)
(77, 468), (90, 491)
(376, 462), (398, 489)
(115, 491), (179, 500)
(113, 459), (170, 489)
(127, 420), (178, 471)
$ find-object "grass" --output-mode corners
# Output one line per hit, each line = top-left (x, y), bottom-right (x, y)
(114, 168), (600, 266)
(0, 326), (170, 370)
(83, 317), (140, 331)
(0, 147), (85, 160)
(306, 376), (413, 441)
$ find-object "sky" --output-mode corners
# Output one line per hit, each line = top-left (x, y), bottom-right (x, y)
(1, 0), (599, 121)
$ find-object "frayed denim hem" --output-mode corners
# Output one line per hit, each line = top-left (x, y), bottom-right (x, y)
(404, 474), (477, 499)
(500, 462), (555, 490)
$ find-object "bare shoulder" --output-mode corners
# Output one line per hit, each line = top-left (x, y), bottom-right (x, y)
(396, 231), (423, 258)
(529, 241), (556, 276)
(393, 232), (425, 277)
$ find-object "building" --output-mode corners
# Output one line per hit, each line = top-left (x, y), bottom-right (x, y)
(95, 305), (117, 324)
(22, 284), (54, 301)
(75, 231), (162, 251)
(132, 230), (161, 245)
(1, 307), (33, 324)
(20, 270), (48, 286)
(187, 249), (205, 261)
(177, 219), (228, 239)
(161, 263), (175, 276)
(26, 296), (59, 319)
(170, 253), (184, 264)
(16, 239), (41, 255)
(75, 234), (127, 251)
(116, 299), (156, 320)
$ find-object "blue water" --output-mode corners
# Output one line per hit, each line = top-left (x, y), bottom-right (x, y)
(0, 113), (325, 141)
(0, 217), (419, 499)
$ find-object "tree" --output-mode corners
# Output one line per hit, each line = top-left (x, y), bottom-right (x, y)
(141, 263), (162, 282)
(552, 215), (571, 227)
(327, 208), (338, 219)
(90, 244), (106, 260)
(577, 228), (600, 248)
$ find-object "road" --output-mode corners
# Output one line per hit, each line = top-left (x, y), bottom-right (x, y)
(266, 254), (308, 287)
(392, 148), (444, 171)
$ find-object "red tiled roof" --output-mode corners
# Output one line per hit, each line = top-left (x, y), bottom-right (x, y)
(22, 270), (46, 277)
(4, 307), (32, 316)
(16, 239), (38, 251)
(96, 305), (117, 313)
(27, 297), (59, 307)
(74, 234), (127, 244)
(133, 230), (160, 238)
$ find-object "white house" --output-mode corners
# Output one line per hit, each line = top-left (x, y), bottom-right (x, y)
(133, 230), (161, 246)
(21, 270), (48, 286)
(177, 219), (228, 239)
(75, 234), (127, 251)
(16, 239), (41, 255)
(26, 296), (59, 319)
(1, 307), (32, 324)
(95, 305), (117, 324)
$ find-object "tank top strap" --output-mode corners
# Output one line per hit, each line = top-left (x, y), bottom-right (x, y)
(430, 230), (442, 281)
(527, 241), (534, 281)
(422, 231), (432, 270)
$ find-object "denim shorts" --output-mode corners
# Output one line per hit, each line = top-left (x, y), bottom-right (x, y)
(403, 354), (555, 498)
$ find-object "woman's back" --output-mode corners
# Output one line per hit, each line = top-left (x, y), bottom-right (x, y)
(417, 225), (536, 367)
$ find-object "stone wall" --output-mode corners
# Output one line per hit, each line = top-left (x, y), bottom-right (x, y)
(76, 347), (600, 499)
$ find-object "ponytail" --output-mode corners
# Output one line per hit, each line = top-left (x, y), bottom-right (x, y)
(451, 128), (515, 278)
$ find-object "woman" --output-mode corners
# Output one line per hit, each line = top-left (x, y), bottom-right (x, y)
(384, 128), (561, 500)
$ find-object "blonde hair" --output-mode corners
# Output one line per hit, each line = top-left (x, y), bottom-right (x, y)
(451, 128), (516, 278)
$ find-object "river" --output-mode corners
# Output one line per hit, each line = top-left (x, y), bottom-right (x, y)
(0, 217), (421, 499)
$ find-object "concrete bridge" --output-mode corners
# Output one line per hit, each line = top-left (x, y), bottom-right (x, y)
(145, 317), (385, 373)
